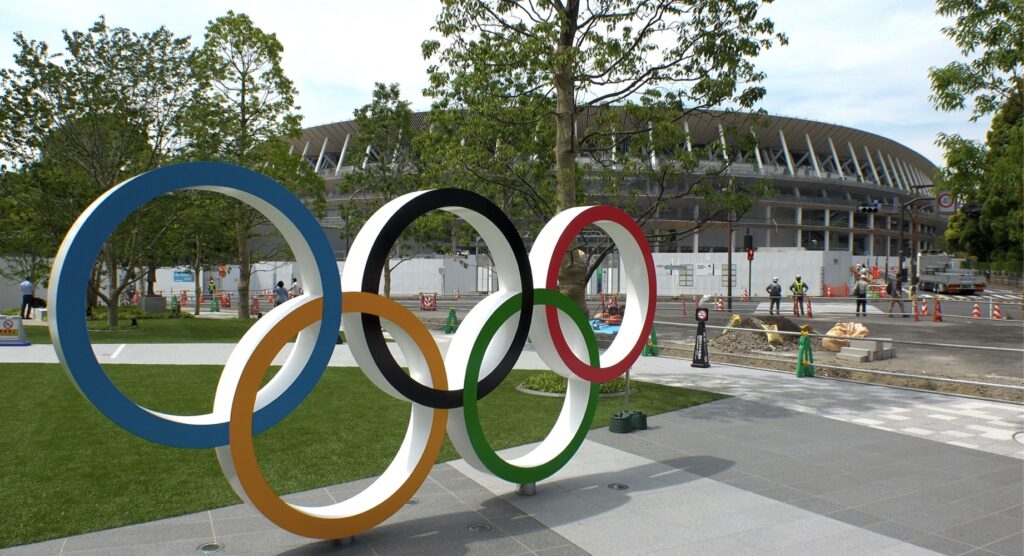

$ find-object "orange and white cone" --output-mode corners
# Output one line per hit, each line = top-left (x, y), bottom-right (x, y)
(913, 298), (919, 321)
(715, 297), (724, 311)
(826, 285), (832, 297)
(933, 298), (942, 322)
(971, 303), (981, 318)
(455, 288), (462, 301)
(681, 295), (687, 317)
(742, 289), (750, 301)
(920, 299), (929, 317)
(793, 298), (800, 317)
(993, 304), (1003, 320)
(806, 296), (814, 318)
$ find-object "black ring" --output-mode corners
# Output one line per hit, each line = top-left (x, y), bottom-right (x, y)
(359, 189), (534, 409)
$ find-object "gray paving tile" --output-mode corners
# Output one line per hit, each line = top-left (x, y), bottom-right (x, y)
(998, 504), (1022, 520)
(960, 488), (1024, 513)
(0, 539), (64, 555)
(61, 520), (213, 552)
(892, 502), (994, 534)
(787, 495), (846, 515)
(533, 544), (591, 556)
(862, 519), (931, 543)
(982, 532), (1023, 556)
(827, 508), (887, 528)
(938, 513), (1024, 549)
(912, 534), (977, 556)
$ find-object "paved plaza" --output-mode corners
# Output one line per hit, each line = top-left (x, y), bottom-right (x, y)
(1, 339), (1021, 555)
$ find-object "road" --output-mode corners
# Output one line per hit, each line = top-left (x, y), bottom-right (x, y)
(397, 290), (1024, 382)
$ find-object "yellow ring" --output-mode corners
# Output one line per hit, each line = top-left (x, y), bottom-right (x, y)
(227, 292), (448, 538)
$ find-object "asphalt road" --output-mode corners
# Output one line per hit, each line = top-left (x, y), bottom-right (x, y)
(399, 290), (1024, 382)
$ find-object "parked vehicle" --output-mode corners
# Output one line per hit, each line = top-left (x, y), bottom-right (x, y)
(917, 254), (986, 294)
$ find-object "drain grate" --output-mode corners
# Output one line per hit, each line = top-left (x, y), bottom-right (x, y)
(196, 542), (224, 554)
(607, 483), (630, 490)
(467, 522), (492, 533)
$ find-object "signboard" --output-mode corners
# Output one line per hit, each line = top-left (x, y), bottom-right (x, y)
(0, 316), (29, 346)
(936, 191), (957, 214)
(173, 271), (194, 282)
(695, 263), (715, 276)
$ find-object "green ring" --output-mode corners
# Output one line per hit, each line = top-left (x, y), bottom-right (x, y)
(463, 289), (600, 483)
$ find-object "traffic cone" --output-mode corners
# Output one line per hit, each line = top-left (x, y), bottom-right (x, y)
(742, 289), (750, 302)
(993, 304), (1003, 320)
(971, 303), (981, 318)
(793, 298), (800, 317)
(913, 298), (919, 321)
(455, 288), (462, 301)
(681, 295), (687, 317)
(805, 296), (813, 318)
(826, 285), (832, 297)
(933, 298), (942, 322)
(715, 297), (724, 311)
(920, 299), (929, 317)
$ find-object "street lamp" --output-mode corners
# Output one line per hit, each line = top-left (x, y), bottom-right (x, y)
(897, 196), (935, 289)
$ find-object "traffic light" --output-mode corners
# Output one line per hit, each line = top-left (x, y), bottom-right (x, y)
(857, 202), (880, 213)
(746, 248), (755, 261)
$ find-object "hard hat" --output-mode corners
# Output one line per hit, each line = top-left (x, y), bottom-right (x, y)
(772, 277), (778, 282)
(796, 274), (802, 279)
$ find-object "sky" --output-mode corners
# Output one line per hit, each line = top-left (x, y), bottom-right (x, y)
(0, 0), (992, 167)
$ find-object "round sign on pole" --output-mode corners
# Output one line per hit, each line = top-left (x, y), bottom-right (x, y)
(438, 267), (446, 276)
(936, 192), (955, 213)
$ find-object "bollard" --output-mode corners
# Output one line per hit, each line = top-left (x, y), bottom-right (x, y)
(691, 308), (710, 368)
(444, 307), (459, 333)
(796, 331), (815, 377)
(642, 327), (659, 356)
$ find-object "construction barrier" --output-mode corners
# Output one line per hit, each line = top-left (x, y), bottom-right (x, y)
(642, 327), (659, 356)
(796, 330), (815, 377)
(221, 293), (230, 308)
(419, 292), (438, 311)
(445, 308), (459, 333)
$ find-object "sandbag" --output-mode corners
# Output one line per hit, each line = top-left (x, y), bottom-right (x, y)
(760, 324), (783, 345)
(821, 322), (870, 352)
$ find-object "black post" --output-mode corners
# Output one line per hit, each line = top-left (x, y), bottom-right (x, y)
(692, 308), (710, 368)
(726, 215), (733, 311)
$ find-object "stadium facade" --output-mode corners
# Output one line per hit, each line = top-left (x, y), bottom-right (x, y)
(288, 111), (943, 263)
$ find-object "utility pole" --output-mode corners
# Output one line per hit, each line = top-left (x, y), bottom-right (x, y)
(726, 213), (733, 310)
(897, 196), (934, 289)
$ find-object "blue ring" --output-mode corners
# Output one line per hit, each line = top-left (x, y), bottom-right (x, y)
(49, 162), (341, 448)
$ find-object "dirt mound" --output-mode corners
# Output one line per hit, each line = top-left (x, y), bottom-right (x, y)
(710, 315), (820, 353)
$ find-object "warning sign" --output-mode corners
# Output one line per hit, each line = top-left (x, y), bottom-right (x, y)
(936, 191), (957, 214)
(0, 316), (29, 345)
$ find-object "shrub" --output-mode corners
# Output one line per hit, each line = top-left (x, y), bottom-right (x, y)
(521, 371), (631, 395)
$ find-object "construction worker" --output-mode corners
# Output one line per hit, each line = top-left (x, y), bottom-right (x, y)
(765, 277), (782, 315)
(887, 275), (907, 317)
(790, 274), (809, 316)
(853, 273), (869, 317)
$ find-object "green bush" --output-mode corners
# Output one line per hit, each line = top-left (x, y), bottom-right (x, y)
(86, 305), (193, 321)
(1, 308), (20, 316)
(521, 371), (631, 395)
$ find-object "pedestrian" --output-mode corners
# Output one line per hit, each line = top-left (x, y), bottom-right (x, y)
(853, 273), (869, 317)
(19, 277), (34, 320)
(273, 281), (289, 307)
(207, 277), (216, 298)
(887, 275), (906, 317)
(765, 277), (782, 315)
(289, 277), (301, 298)
(789, 274), (809, 316)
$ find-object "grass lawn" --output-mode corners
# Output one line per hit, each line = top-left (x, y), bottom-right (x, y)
(23, 318), (256, 345)
(0, 363), (727, 548)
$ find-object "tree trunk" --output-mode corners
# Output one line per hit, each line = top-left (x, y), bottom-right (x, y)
(193, 237), (202, 316)
(384, 262), (392, 298)
(105, 245), (119, 328)
(553, 10), (586, 315)
(237, 215), (252, 319)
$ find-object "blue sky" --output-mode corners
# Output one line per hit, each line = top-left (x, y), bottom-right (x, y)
(0, 0), (991, 166)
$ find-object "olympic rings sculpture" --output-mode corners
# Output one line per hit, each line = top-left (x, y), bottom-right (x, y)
(49, 162), (656, 539)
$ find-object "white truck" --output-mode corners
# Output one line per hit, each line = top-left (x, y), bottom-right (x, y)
(916, 254), (986, 295)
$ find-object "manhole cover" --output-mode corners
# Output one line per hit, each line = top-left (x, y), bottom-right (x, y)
(406, 498), (418, 505)
(1013, 431), (1024, 446)
(467, 522), (492, 532)
(196, 542), (224, 554)
(607, 483), (630, 490)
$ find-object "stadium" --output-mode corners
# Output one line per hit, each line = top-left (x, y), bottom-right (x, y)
(276, 111), (945, 298)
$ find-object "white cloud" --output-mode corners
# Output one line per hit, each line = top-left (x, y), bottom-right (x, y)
(0, 0), (990, 165)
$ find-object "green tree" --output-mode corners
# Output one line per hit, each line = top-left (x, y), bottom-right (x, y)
(188, 11), (324, 318)
(422, 0), (783, 307)
(341, 82), (454, 297)
(0, 19), (198, 326)
(929, 0), (1023, 264)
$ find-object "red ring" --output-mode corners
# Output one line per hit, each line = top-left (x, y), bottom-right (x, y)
(544, 206), (656, 382)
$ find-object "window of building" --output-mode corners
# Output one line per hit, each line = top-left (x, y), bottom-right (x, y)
(720, 264), (736, 287)
(678, 264), (694, 286)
